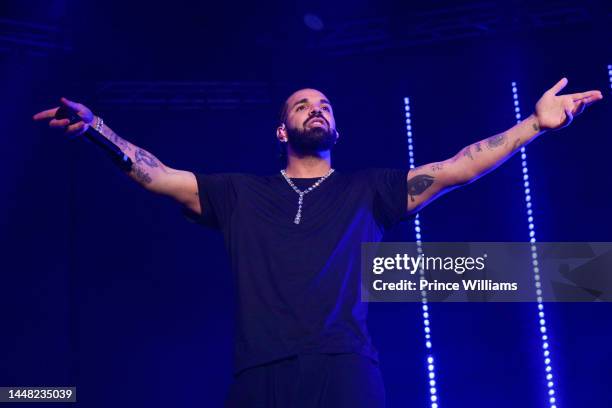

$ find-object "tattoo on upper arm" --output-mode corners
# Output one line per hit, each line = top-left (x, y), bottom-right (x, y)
(462, 146), (474, 160)
(132, 165), (152, 184)
(407, 174), (435, 202)
(135, 148), (160, 168)
(431, 163), (444, 171)
(475, 142), (482, 152)
(485, 133), (507, 149)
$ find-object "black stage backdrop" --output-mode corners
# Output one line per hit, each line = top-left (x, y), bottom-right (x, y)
(1, 1), (611, 407)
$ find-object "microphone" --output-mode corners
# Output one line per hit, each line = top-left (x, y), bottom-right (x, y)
(55, 106), (133, 172)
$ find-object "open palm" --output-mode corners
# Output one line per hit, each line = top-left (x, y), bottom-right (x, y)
(535, 78), (603, 131)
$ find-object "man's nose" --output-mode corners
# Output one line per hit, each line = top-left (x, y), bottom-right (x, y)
(309, 106), (322, 116)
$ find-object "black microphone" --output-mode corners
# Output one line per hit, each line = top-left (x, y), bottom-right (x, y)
(55, 106), (133, 172)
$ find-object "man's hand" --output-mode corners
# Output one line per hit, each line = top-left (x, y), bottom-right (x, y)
(32, 97), (94, 138)
(534, 78), (603, 131)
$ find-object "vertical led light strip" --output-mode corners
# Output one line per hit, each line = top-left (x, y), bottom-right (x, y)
(608, 64), (612, 91)
(510, 82), (558, 408)
(404, 97), (439, 408)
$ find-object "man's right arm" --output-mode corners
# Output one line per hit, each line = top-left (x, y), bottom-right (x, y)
(33, 98), (202, 216)
(95, 118), (201, 214)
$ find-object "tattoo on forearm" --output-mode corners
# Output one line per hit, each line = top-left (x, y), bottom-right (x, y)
(462, 146), (474, 160)
(475, 142), (482, 152)
(532, 122), (540, 132)
(107, 129), (132, 152)
(407, 174), (435, 202)
(485, 133), (507, 149)
(135, 148), (160, 168)
(431, 163), (444, 171)
(512, 138), (521, 151)
(132, 165), (152, 184)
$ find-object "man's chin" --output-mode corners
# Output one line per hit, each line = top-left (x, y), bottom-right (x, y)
(286, 128), (337, 155)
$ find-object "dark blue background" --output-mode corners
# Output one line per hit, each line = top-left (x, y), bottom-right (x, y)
(1, 0), (611, 406)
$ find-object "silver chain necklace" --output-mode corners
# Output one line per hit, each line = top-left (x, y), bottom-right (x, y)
(280, 168), (335, 224)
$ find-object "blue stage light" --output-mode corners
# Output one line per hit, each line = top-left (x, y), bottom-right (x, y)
(303, 13), (324, 31)
(404, 95), (440, 408)
(511, 81), (559, 407)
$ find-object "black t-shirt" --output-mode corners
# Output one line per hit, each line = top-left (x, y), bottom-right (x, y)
(184, 168), (411, 373)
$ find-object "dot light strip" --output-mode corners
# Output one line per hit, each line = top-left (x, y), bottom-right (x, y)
(404, 96), (439, 408)
(511, 81), (558, 408)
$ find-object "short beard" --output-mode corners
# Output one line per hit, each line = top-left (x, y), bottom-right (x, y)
(286, 125), (337, 156)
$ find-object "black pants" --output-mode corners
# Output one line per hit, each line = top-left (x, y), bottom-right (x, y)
(225, 353), (385, 408)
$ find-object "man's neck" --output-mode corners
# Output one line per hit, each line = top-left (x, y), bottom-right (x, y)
(284, 150), (332, 178)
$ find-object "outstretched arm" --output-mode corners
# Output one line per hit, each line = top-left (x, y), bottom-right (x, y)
(33, 98), (202, 214)
(405, 78), (603, 214)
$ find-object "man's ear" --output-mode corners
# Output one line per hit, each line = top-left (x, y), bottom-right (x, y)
(277, 123), (288, 142)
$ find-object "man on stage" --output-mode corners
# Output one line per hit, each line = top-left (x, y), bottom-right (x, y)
(33, 79), (601, 407)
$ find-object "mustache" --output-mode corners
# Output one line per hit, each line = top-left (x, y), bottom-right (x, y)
(304, 114), (329, 127)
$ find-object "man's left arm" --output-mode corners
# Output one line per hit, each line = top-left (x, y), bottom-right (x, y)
(405, 78), (603, 214)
